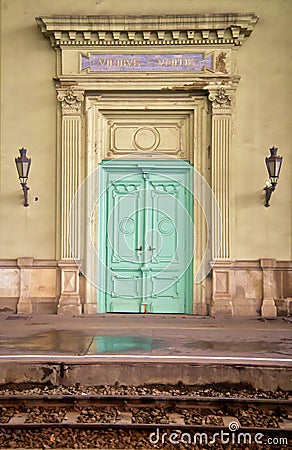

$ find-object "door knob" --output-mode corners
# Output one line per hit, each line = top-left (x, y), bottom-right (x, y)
(148, 246), (156, 251)
(135, 245), (143, 251)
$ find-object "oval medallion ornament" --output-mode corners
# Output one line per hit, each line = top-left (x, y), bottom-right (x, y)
(158, 218), (175, 235)
(119, 217), (135, 235)
(133, 127), (160, 151)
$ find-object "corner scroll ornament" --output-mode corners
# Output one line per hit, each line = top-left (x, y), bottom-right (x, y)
(57, 88), (84, 115)
(208, 87), (232, 114)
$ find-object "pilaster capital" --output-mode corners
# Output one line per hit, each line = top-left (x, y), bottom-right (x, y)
(208, 86), (233, 115)
(57, 88), (85, 115)
(206, 80), (239, 115)
(209, 86), (231, 104)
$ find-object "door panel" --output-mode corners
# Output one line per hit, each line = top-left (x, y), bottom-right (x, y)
(106, 173), (144, 312)
(99, 161), (193, 314)
(149, 181), (179, 264)
(147, 172), (192, 313)
(109, 181), (143, 265)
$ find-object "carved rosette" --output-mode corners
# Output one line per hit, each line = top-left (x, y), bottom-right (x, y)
(57, 88), (84, 115)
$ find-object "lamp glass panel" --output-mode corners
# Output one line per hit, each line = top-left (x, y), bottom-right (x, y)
(16, 160), (30, 179)
(22, 160), (31, 178)
(266, 160), (275, 178)
(16, 160), (24, 178)
(267, 159), (282, 182)
(275, 160), (282, 176)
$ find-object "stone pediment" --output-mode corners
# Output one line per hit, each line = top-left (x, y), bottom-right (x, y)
(36, 13), (258, 48)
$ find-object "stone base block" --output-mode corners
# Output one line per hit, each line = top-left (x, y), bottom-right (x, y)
(210, 298), (233, 317)
(31, 298), (58, 314)
(58, 296), (82, 315)
(274, 299), (289, 317)
(17, 297), (32, 314)
(261, 299), (277, 318)
(232, 298), (261, 316)
(193, 303), (208, 316)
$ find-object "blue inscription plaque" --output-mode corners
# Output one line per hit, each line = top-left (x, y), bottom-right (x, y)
(81, 53), (213, 73)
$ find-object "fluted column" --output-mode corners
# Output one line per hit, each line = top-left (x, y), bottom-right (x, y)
(56, 88), (84, 315)
(208, 86), (233, 260)
(207, 84), (235, 316)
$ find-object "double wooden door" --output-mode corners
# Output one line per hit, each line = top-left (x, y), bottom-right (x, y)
(98, 160), (193, 313)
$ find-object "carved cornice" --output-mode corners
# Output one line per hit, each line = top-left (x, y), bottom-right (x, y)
(36, 13), (258, 48)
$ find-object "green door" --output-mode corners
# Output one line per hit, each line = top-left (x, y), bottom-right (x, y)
(98, 160), (193, 314)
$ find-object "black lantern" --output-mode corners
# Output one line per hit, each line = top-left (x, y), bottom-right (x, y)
(264, 146), (282, 207)
(15, 147), (31, 207)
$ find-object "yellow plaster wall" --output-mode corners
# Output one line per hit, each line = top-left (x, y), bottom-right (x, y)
(0, 0), (291, 261)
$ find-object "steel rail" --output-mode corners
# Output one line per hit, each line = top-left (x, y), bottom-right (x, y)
(0, 393), (291, 405)
(0, 423), (290, 433)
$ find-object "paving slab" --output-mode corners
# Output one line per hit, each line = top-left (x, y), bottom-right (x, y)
(0, 315), (291, 360)
(0, 315), (291, 390)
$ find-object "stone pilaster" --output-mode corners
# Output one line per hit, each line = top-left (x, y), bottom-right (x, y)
(57, 88), (84, 315)
(207, 84), (236, 316)
(207, 84), (235, 260)
(260, 258), (277, 318)
(17, 257), (34, 314)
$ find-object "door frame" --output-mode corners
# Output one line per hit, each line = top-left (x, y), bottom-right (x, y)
(84, 94), (210, 316)
(98, 159), (194, 314)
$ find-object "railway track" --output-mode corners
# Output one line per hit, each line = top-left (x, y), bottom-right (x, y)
(0, 394), (291, 432)
(0, 394), (290, 449)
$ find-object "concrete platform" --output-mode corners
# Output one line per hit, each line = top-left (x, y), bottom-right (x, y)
(0, 314), (291, 391)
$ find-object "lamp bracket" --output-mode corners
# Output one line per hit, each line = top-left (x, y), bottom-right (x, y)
(264, 184), (275, 208)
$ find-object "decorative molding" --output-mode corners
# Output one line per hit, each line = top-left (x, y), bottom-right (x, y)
(36, 13), (258, 48)
(215, 52), (228, 74)
(57, 88), (84, 115)
(208, 86), (232, 110)
(102, 111), (190, 160)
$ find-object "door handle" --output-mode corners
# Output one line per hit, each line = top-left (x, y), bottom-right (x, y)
(148, 246), (156, 251)
(135, 245), (143, 251)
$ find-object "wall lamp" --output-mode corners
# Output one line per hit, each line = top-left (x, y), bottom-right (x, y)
(264, 146), (283, 207)
(15, 147), (31, 207)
